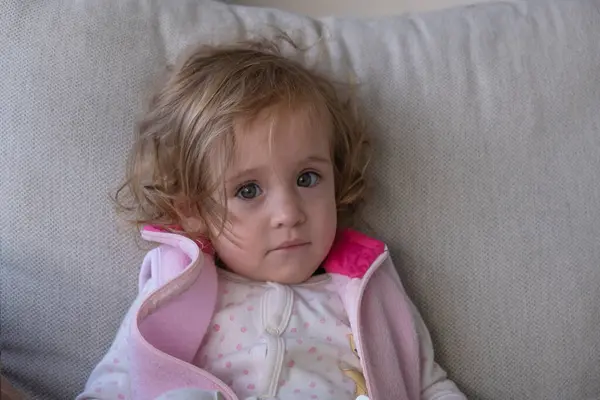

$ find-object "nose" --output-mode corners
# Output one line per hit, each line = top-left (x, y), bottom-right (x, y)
(270, 188), (307, 229)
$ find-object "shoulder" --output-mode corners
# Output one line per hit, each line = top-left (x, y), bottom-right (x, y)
(137, 225), (213, 289)
(323, 228), (388, 278)
(137, 243), (193, 291)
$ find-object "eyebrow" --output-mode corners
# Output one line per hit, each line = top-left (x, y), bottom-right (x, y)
(226, 155), (331, 184)
(304, 155), (331, 165)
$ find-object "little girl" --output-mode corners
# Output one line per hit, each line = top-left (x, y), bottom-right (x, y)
(78, 40), (466, 400)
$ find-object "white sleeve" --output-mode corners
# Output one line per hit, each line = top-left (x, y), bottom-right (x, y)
(409, 301), (467, 400)
(75, 277), (156, 400)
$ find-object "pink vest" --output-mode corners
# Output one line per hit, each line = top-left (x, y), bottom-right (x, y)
(128, 228), (420, 400)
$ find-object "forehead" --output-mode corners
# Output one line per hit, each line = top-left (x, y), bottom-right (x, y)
(229, 103), (333, 172)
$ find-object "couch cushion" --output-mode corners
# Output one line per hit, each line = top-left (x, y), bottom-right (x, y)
(1, 0), (599, 399)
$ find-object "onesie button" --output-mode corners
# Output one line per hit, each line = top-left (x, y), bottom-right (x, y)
(265, 325), (277, 336)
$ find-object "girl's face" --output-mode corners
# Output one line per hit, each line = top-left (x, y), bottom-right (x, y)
(208, 104), (337, 284)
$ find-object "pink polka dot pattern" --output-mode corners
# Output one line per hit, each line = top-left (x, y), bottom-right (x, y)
(194, 269), (359, 399)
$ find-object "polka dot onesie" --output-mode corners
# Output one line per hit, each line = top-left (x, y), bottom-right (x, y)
(194, 269), (362, 399)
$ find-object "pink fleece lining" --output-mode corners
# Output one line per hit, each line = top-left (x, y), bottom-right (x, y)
(324, 229), (386, 278)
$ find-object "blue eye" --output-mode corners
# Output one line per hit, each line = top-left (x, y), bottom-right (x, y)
(235, 183), (262, 200)
(297, 171), (320, 188)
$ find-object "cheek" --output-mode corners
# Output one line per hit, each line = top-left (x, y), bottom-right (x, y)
(211, 230), (260, 273)
(210, 208), (263, 257)
(307, 181), (338, 229)
(315, 179), (337, 211)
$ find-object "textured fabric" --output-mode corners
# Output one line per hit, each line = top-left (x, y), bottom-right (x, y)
(1, 0), (599, 399)
(197, 274), (359, 399)
(78, 229), (428, 400)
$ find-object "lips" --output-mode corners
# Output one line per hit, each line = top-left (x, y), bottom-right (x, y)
(272, 239), (310, 252)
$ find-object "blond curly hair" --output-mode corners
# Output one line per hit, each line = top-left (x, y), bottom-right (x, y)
(116, 40), (371, 237)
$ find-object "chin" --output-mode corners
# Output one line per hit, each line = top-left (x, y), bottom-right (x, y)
(274, 269), (318, 285)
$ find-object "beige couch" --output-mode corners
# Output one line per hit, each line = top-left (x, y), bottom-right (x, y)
(1, 0), (599, 399)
